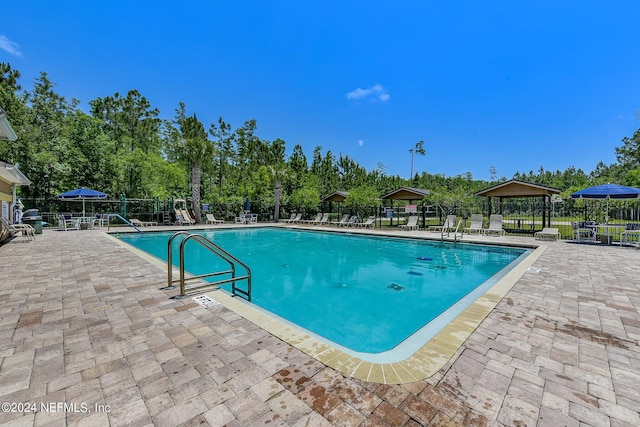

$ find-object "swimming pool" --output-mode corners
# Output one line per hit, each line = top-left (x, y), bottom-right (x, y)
(118, 228), (530, 362)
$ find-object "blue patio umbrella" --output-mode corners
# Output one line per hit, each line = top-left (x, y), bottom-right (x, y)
(570, 183), (640, 200)
(571, 183), (640, 221)
(244, 197), (251, 213)
(58, 187), (107, 217)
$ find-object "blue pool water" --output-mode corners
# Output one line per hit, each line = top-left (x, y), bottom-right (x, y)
(118, 228), (528, 357)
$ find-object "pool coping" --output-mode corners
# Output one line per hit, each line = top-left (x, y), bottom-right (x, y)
(106, 226), (546, 384)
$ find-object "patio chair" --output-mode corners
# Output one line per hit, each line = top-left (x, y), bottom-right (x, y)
(0, 218), (35, 242)
(235, 213), (247, 224)
(174, 210), (192, 226)
(571, 221), (597, 243)
(485, 214), (505, 236)
(620, 223), (640, 247)
(282, 213), (297, 223)
(205, 214), (224, 224)
(181, 209), (196, 224)
(283, 213), (301, 223)
(314, 213), (330, 225)
(356, 216), (376, 228)
(91, 213), (110, 229)
(534, 227), (560, 241)
(463, 214), (485, 234)
(130, 218), (158, 227)
(429, 215), (456, 232)
(300, 213), (322, 224)
(329, 214), (350, 226)
(58, 214), (80, 231)
(399, 215), (419, 230)
(340, 215), (359, 227)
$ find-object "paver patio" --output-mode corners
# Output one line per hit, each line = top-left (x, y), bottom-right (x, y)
(0, 225), (638, 426)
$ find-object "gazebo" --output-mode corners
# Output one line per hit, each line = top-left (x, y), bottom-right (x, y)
(321, 191), (349, 217)
(321, 191), (349, 203)
(380, 187), (430, 227)
(474, 180), (561, 232)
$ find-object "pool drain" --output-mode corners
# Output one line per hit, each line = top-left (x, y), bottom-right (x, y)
(387, 283), (405, 291)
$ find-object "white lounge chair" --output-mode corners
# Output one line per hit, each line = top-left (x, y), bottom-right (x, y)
(329, 214), (350, 226)
(1, 218), (35, 242)
(300, 213), (322, 224)
(283, 213), (302, 223)
(399, 215), (419, 230)
(485, 214), (505, 236)
(130, 218), (158, 227)
(181, 209), (196, 224)
(175, 210), (192, 225)
(282, 213), (297, 223)
(534, 227), (560, 241)
(314, 213), (330, 225)
(340, 216), (359, 227)
(463, 214), (485, 234)
(357, 216), (376, 228)
(205, 214), (224, 224)
(429, 215), (456, 232)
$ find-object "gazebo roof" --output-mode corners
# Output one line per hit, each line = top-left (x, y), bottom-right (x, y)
(0, 160), (31, 186)
(475, 179), (560, 198)
(321, 191), (349, 202)
(380, 187), (430, 200)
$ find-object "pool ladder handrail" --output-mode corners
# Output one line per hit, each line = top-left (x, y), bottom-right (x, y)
(165, 231), (252, 301)
(442, 219), (464, 243)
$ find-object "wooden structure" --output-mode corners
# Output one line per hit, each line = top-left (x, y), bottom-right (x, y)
(474, 180), (561, 231)
(380, 187), (430, 227)
(321, 191), (349, 202)
(320, 191), (349, 217)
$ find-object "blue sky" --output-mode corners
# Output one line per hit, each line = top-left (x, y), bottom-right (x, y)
(2, 1), (640, 180)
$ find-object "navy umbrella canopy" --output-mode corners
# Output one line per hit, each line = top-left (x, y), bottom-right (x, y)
(58, 187), (107, 216)
(571, 183), (640, 222)
(570, 183), (640, 200)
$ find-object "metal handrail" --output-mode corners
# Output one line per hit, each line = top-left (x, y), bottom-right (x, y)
(164, 231), (252, 301)
(441, 219), (463, 242)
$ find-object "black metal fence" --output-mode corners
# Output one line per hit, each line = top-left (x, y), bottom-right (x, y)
(19, 196), (640, 240)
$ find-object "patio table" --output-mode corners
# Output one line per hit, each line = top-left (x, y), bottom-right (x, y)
(73, 216), (97, 229)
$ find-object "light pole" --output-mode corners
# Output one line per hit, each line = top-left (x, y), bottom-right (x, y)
(409, 140), (425, 178)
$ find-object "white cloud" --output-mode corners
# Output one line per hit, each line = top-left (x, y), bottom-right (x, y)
(346, 83), (390, 102)
(0, 35), (22, 57)
(358, 139), (365, 147)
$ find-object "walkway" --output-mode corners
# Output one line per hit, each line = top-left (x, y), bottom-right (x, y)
(0, 226), (638, 426)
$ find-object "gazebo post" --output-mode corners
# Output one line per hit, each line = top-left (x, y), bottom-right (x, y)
(542, 196), (547, 228)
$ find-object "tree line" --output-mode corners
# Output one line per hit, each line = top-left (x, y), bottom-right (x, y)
(1, 62), (639, 221)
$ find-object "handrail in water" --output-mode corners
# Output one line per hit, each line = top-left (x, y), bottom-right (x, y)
(108, 213), (143, 233)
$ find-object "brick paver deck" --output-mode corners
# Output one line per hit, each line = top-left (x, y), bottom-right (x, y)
(0, 226), (638, 426)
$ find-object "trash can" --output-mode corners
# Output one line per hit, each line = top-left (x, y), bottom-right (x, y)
(22, 216), (43, 234)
